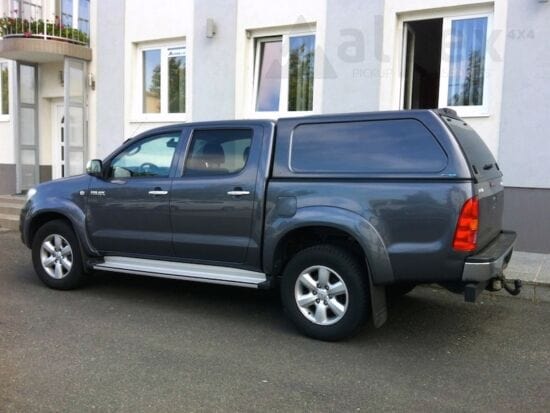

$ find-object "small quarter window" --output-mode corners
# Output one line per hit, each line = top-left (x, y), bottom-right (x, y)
(109, 134), (180, 179)
(184, 129), (253, 176)
(290, 119), (447, 174)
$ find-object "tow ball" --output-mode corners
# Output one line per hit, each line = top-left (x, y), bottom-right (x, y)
(487, 274), (522, 296)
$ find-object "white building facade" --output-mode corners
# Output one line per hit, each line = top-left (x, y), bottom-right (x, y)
(1, 0), (549, 254)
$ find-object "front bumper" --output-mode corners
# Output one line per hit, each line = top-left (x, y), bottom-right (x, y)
(461, 231), (517, 302)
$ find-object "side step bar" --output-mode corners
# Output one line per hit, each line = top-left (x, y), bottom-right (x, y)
(93, 256), (268, 289)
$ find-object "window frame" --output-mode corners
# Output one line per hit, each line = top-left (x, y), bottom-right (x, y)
(134, 41), (187, 122)
(251, 29), (317, 118)
(437, 12), (492, 118)
(0, 61), (10, 121)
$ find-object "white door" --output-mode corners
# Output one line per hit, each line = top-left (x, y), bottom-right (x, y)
(51, 101), (65, 180)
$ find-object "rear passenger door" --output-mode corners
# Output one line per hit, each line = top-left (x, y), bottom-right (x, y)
(170, 126), (262, 264)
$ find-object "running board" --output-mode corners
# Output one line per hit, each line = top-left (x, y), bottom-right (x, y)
(93, 256), (268, 289)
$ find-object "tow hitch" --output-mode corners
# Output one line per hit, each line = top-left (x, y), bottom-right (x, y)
(487, 275), (522, 296)
(464, 274), (522, 303)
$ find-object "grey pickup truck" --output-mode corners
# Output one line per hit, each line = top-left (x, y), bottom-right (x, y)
(20, 109), (521, 341)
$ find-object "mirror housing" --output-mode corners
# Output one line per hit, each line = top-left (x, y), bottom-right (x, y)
(86, 159), (103, 177)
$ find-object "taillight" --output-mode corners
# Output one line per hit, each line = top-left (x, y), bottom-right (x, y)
(453, 197), (479, 252)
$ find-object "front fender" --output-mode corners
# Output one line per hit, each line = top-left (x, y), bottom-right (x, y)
(263, 206), (394, 285)
(23, 197), (99, 257)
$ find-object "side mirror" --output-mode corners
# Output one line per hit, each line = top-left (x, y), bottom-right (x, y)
(86, 159), (103, 177)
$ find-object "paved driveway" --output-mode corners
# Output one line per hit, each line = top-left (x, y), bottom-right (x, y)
(0, 231), (549, 412)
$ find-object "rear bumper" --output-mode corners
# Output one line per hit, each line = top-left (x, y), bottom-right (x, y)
(462, 231), (516, 283)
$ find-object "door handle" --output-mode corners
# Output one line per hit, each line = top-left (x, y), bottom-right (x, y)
(227, 190), (250, 196)
(148, 190), (168, 196)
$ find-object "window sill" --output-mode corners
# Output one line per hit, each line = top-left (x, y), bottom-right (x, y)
(248, 110), (316, 119)
(446, 106), (490, 119)
(458, 112), (491, 119)
(130, 113), (187, 123)
(0, 115), (11, 123)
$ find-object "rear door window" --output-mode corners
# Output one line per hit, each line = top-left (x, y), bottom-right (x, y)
(290, 119), (447, 174)
(442, 116), (501, 181)
(184, 129), (253, 176)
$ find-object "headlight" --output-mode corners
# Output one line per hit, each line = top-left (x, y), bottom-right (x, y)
(26, 188), (37, 201)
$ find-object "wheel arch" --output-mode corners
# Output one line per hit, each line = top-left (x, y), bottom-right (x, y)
(24, 199), (99, 259)
(263, 206), (394, 285)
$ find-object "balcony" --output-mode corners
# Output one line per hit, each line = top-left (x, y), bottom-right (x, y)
(0, 15), (91, 62)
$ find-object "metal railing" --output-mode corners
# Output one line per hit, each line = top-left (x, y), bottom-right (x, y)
(0, 1), (89, 46)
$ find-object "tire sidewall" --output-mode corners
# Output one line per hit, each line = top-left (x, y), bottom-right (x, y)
(32, 220), (85, 290)
(281, 245), (369, 341)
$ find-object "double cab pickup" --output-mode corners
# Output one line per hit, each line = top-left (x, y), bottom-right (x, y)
(20, 109), (520, 340)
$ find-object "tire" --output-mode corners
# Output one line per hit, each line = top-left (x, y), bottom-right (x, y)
(281, 245), (370, 341)
(31, 219), (86, 290)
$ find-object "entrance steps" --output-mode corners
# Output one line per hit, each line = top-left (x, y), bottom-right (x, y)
(0, 195), (25, 231)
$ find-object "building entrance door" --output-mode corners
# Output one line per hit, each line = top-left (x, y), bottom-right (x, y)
(51, 101), (66, 180)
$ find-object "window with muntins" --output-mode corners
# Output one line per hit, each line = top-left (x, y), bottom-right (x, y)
(141, 45), (186, 115)
(254, 33), (316, 113)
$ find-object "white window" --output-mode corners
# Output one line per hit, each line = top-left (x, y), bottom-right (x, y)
(137, 43), (186, 119)
(58, 0), (90, 35)
(401, 13), (491, 117)
(253, 33), (316, 114)
(439, 15), (490, 116)
(0, 62), (9, 118)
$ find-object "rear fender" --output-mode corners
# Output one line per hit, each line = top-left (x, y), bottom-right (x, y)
(263, 206), (394, 285)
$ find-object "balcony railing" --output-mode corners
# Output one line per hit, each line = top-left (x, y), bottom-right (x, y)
(0, 16), (89, 46)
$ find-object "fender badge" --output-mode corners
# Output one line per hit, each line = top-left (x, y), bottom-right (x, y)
(79, 190), (86, 196)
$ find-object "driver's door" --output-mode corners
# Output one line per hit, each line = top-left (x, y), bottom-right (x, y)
(86, 131), (183, 257)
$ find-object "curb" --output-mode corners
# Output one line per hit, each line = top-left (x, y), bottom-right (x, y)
(485, 281), (550, 303)
(419, 282), (550, 304)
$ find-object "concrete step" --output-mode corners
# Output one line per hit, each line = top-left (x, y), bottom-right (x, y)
(0, 202), (23, 215)
(0, 195), (26, 207)
(0, 213), (19, 231)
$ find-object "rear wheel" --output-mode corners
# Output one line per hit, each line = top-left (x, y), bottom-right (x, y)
(32, 220), (86, 290)
(281, 245), (370, 341)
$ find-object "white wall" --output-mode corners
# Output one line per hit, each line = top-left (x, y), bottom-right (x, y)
(322, 0), (384, 114)
(191, 0), (238, 121)
(498, 0), (550, 189)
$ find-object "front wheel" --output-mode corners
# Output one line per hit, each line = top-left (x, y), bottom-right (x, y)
(281, 245), (370, 341)
(31, 220), (86, 290)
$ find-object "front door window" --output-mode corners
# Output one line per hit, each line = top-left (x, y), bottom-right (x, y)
(108, 134), (180, 179)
